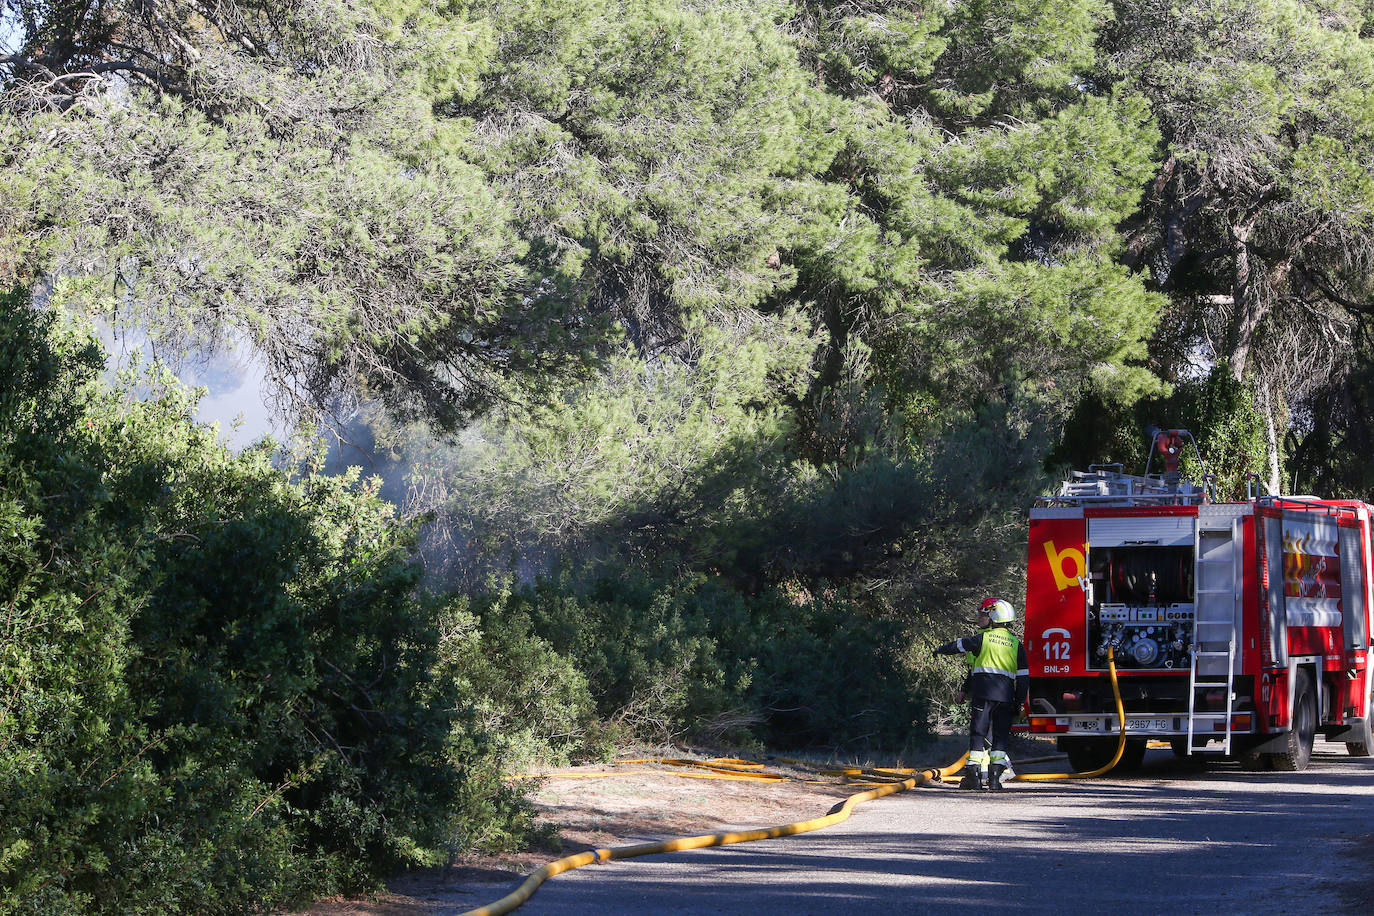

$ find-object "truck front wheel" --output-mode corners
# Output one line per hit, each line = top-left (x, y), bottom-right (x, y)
(1270, 670), (1316, 771)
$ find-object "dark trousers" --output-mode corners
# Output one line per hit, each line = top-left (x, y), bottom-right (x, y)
(968, 696), (1014, 755)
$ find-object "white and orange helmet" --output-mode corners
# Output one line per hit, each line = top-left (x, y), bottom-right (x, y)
(980, 597), (1015, 624)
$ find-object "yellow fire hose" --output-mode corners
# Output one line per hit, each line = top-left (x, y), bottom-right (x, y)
(457, 756), (965, 916)
(460, 647), (1126, 916)
(1015, 646), (1126, 781)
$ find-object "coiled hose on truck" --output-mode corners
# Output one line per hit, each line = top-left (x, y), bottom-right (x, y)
(459, 648), (1126, 916)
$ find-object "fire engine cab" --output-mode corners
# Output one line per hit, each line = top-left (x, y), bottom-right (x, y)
(1024, 428), (1374, 771)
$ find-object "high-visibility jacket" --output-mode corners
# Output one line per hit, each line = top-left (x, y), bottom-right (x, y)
(935, 626), (1029, 704)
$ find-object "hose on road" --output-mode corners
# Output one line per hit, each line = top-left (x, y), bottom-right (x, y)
(458, 755), (968, 916)
(459, 648), (1127, 915)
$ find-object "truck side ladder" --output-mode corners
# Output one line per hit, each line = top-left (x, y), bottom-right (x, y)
(1188, 518), (1241, 755)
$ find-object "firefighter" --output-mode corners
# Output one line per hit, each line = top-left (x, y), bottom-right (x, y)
(934, 597), (1029, 790)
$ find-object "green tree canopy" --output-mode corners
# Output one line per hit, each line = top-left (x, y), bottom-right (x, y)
(1108, 0), (1374, 489)
(2, 0), (575, 426)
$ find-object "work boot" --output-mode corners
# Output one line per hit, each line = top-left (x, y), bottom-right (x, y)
(958, 764), (984, 790)
(988, 763), (1006, 791)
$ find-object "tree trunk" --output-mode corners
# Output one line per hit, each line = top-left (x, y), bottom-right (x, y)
(1227, 205), (1303, 382)
(1258, 378), (1283, 495)
(1227, 220), (1264, 381)
(797, 295), (852, 465)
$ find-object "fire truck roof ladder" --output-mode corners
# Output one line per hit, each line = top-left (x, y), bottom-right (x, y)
(1042, 429), (1218, 507)
(1188, 517), (1242, 755)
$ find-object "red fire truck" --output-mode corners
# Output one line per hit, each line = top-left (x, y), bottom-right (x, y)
(1023, 428), (1374, 771)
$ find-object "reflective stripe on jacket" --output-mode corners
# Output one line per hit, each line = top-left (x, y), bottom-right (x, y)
(937, 627), (1028, 704)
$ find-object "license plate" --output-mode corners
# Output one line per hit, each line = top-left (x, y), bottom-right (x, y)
(1127, 717), (1172, 732)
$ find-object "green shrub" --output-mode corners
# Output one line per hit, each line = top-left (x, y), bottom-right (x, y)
(0, 292), (523, 913)
(465, 569), (929, 755)
(435, 598), (596, 769)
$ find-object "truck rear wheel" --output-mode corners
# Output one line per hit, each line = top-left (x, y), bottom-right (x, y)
(1116, 738), (1148, 771)
(1061, 737), (1142, 772)
(1236, 737), (1273, 771)
(1270, 670), (1316, 772)
(1346, 677), (1373, 757)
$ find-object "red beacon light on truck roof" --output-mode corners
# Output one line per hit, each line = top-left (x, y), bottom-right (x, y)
(1147, 426), (1188, 475)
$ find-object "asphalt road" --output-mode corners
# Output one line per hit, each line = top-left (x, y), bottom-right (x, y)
(501, 741), (1374, 915)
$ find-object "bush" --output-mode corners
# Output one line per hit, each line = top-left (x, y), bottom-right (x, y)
(435, 598), (596, 769)
(0, 292), (523, 913)
(466, 568), (929, 755)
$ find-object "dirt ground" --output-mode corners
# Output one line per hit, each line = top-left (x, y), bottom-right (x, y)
(291, 736), (1055, 916)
